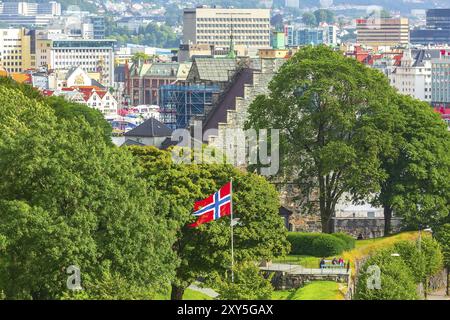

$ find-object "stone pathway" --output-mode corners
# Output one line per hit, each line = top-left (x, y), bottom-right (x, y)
(427, 288), (450, 300)
(188, 283), (219, 299)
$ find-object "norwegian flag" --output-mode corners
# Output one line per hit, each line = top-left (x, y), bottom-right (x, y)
(188, 182), (232, 228)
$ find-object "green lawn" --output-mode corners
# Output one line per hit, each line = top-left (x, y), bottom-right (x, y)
(274, 231), (421, 270)
(272, 281), (344, 300)
(273, 255), (321, 268)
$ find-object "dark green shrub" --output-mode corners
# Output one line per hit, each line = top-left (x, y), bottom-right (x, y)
(287, 232), (321, 256)
(333, 232), (356, 251)
(312, 234), (346, 257)
(287, 232), (351, 256)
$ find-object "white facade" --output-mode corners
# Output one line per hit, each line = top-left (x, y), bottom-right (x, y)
(183, 8), (271, 50)
(389, 49), (432, 102)
(39, 38), (115, 87)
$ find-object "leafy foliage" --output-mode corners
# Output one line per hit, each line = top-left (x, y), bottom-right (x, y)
(209, 262), (273, 300)
(246, 46), (396, 232)
(129, 146), (290, 299)
(287, 232), (353, 256)
(355, 248), (418, 300)
(0, 86), (176, 299)
(373, 95), (450, 233)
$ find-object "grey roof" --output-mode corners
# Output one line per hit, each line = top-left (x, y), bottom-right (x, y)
(411, 49), (442, 67)
(124, 118), (173, 138)
(193, 58), (238, 82)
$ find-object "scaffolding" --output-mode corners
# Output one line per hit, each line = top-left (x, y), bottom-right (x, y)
(159, 84), (220, 129)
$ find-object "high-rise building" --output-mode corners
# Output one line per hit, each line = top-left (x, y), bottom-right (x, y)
(183, 7), (271, 54)
(426, 9), (450, 30)
(34, 31), (115, 86)
(411, 9), (450, 45)
(431, 50), (450, 108)
(0, 28), (32, 73)
(356, 18), (409, 46)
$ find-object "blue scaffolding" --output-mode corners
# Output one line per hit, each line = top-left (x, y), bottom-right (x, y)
(159, 84), (220, 129)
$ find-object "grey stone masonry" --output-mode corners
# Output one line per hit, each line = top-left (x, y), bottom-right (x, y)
(208, 58), (286, 163)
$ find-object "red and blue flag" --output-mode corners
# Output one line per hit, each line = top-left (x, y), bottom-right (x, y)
(188, 182), (232, 228)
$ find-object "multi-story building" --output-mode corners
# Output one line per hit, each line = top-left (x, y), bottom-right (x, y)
(0, 1), (61, 27)
(35, 32), (115, 87)
(183, 7), (271, 55)
(411, 9), (450, 45)
(388, 49), (433, 102)
(284, 24), (337, 47)
(0, 28), (32, 72)
(356, 18), (409, 46)
(431, 50), (450, 108)
(126, 62), (191, 107)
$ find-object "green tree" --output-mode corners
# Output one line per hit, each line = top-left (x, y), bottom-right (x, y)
(131, 52), (151, 64)
(314, 9), (335, 25)
(419, 237), (443, 298)
(0, 86), (176, 299)
(373, 95), (450, 235)
(302, 12), (317, 26)
(0, 77), (112, 144)
(434, 224), (450, 296)
(355, 248), (418, 300)
(129, 146), (290, 300)
(209, 262), (273, 300)
(245, 46), (395, 233)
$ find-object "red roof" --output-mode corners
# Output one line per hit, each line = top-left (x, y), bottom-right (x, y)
(42, 89), (54, 97)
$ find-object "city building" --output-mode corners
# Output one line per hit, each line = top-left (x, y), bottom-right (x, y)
(284, 24), (337, 47)
(0, 28), (32, 72)
(0, 1), (61, 27)
(44, 86), (118, 116)
(388, 49), (434, 102)
(122, 117), (173, 148)
(411, 9), (450, 45)
(431, 49), (450, 108)
(126, 62), (191, 107)
(356, 18), (409, 46)
(34, 33), (115, 87)
(182, 7), (271, 55)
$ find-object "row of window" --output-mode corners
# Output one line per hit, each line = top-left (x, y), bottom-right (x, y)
(55, 49), (111, 53)
(197, 36), (269, 42)
(197, 24), (269, 28)
(197, 29), (269, 34)
(197, 18), (268, 22)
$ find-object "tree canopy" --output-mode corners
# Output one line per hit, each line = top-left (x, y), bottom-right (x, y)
(128, 146), (290, 300)
(0, 85), (176, 299)
(373, 95), (450, 234)
(245, 45), (396, 233)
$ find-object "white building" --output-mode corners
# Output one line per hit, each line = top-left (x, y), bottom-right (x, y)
(35, 33), (115, 87)
(183, 7), (271, 55)
(389, 49), (433, 102)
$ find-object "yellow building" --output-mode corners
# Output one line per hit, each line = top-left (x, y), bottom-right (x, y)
(0, 28), (32, 72)
(258, 48), (289, 59)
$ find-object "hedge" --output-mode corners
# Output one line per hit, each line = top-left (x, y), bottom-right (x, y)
(333, 232), (356, 251)
(287, 232), (355, 257)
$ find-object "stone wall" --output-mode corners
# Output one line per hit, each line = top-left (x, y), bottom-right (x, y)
(333, 217), (403, 239)
(288, 215), (403, 239)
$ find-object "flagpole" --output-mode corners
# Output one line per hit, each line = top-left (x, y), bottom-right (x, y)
(230, 177), (234, 283)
